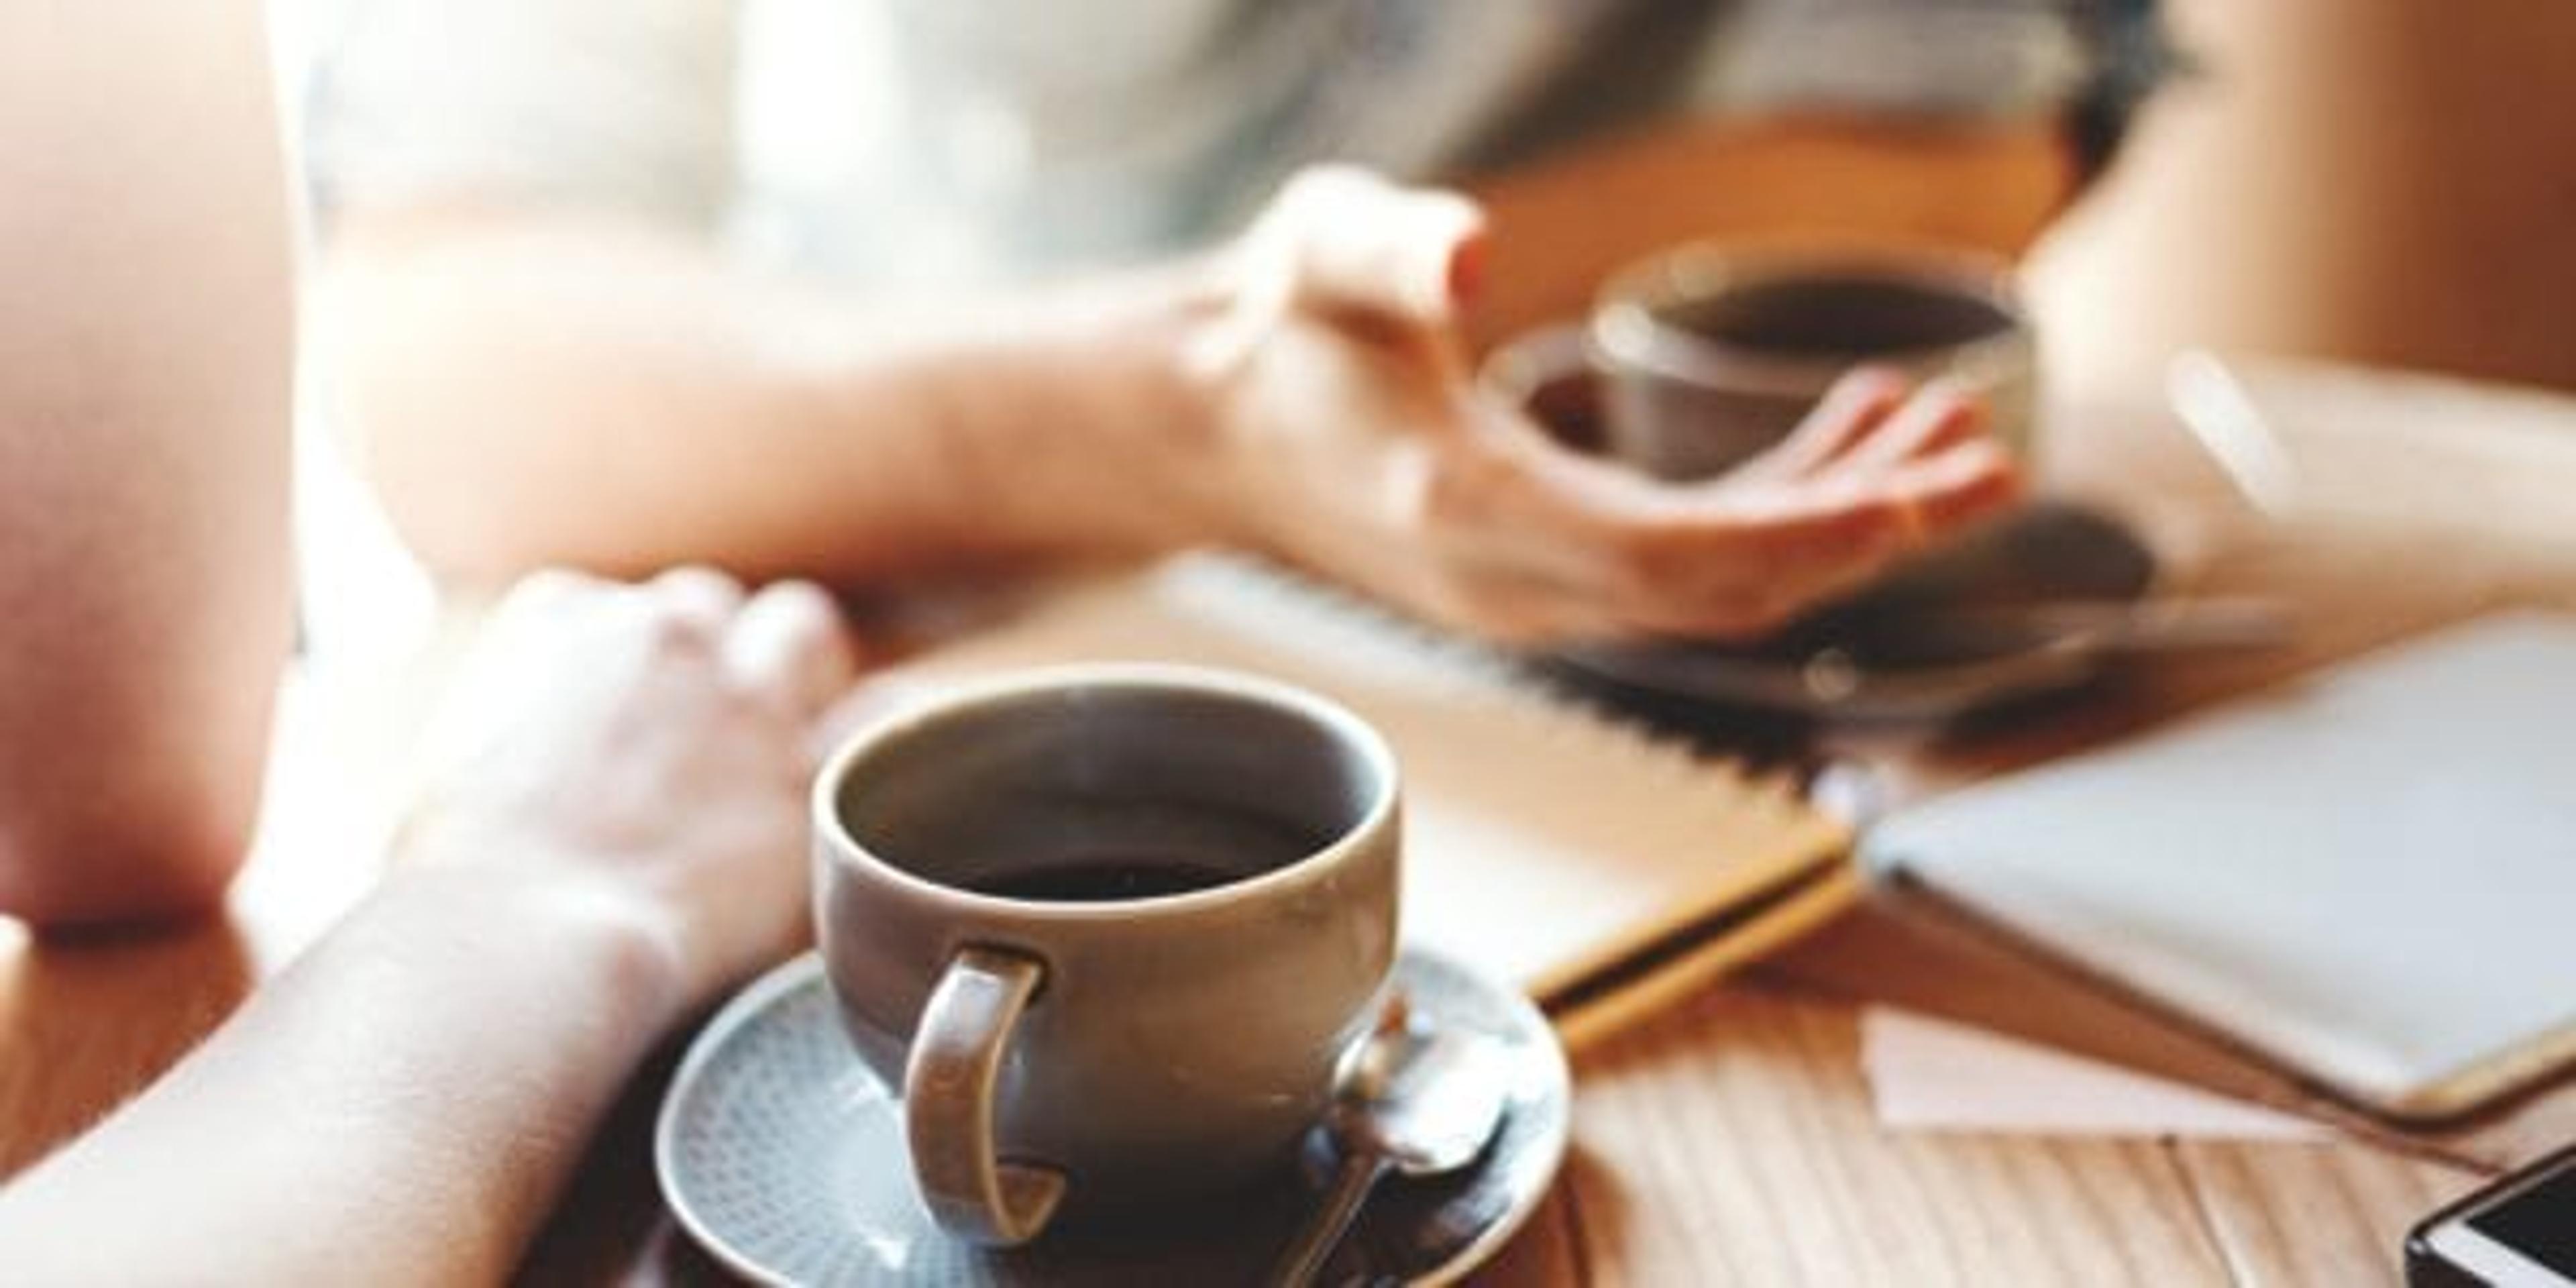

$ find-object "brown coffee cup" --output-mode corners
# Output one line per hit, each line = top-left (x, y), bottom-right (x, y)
(811, 664), (1401, 1246)
(1485, 243), (2038, 481)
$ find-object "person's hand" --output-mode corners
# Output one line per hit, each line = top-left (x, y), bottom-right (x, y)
(400, 568), (859, 1007)
(1185, 166), (2023, 643)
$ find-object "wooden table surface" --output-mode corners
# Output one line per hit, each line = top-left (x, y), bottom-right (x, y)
(6, 358), (2573, 1285)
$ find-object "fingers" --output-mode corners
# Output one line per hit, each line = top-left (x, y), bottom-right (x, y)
(723, 580), (860, 720)
(1426, 403), (2023, 641)
(643, 570), (863, 720)
(1743, 441), (2019, 563)
(649, 564), (748, 633)
(1835, 376), (1988, 476)
(484, 567), (605, 629)
(1281, 167), (1487, 328)
(1734, 367), (1909, 482)
(1733, 370), (1989, 489)
(1242, 166), (1487, 327)
(1880, 438), (2024, 533)
(1190, 166), (1485, 380)
(480, 567), (859, 720)
(635, 570), (865, 716)
(1728, 441), (2021, 604)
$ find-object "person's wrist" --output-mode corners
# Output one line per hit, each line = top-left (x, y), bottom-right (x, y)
(1130, 253), (1265, 551)
(370, 854), (697, 1038)
(1157, 252), (1303, 556)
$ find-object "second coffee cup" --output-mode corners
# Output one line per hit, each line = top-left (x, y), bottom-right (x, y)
(812, 663), (1401, 1246)
(1485, 243), (2037, 481)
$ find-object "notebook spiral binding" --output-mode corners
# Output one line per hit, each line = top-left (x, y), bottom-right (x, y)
(1162, 552), (1809, 816)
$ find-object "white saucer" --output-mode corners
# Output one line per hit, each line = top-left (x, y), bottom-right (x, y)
(657, 948), (1570, 1287)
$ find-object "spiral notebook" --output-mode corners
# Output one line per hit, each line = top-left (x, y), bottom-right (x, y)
(879, 555), (1854, 1049)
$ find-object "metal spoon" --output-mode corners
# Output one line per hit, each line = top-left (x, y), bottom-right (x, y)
(1919, 596), (2298, 655)
(1271, 998), (1511, 1287)
(1792, 596), (2298, 710)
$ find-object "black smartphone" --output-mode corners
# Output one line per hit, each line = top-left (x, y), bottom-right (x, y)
(2408, 1143), (2576, 1286)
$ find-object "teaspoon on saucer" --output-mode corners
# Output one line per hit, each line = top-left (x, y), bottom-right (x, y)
(1271, 996), (1511, 1287)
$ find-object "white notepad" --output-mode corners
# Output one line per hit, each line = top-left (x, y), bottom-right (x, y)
(1865, 612), (2576, 1120)
(877, 555), (1852, 1046)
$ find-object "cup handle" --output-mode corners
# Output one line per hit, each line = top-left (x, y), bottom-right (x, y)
(904, 946), (1067, 1246)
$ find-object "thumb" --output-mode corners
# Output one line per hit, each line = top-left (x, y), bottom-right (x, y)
(1273, 166), (1487, 329)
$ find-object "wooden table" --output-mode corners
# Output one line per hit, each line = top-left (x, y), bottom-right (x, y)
(6, 358), (2572, 1285)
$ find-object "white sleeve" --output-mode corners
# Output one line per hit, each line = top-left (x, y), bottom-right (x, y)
(1690, 0), (2094, 120)
(304, 0), (741, 233)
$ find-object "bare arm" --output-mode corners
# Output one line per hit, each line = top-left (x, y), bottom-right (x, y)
(0, 863), (682, 1285)
(318, 208), (1230, 587)
(325, 170), (2018, 643)
(0, 572), (857, 1283)
(0, 1), (296, 924)
(321, 114), (2070, 594)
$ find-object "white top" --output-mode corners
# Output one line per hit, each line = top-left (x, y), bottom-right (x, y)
(301, 0), (2107, 286)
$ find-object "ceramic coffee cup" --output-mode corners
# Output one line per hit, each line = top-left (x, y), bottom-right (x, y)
(1484, 243), (2037, 481)
(812, 664), (1401, 1246)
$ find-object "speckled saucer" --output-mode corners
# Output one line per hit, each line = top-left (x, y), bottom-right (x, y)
(656, 948), (1569, 1287)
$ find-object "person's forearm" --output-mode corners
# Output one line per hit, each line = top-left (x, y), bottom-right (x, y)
(320, 209), (1236, 589)
(0, 0), (295, 924)
(0, 863), (686, 1285)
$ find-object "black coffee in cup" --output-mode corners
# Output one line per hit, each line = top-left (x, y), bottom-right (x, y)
(845, 700), (1342, 908)
(968, 853), (1246, 902)
(1656, 273), (2022, 360)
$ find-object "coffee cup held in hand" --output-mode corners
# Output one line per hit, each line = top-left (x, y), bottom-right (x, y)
(1485, 243), (2037, 481)
(811, 665), (1401, 1246)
